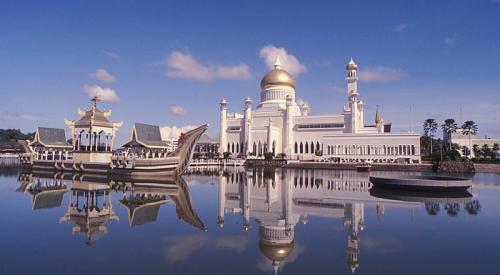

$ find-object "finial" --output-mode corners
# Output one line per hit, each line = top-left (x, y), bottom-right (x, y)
(91, 96), (100, 108)
(274, 55), (282, 69)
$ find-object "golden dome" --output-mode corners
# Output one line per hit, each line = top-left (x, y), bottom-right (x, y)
(260, 56), (295, 89)
(258, 240), (295, 262)
(346, 58), (358, 71)
(260, 69), (295, 89)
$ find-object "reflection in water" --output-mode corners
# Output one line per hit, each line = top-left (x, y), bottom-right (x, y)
(18, 173), (68, 210)
(15, 168), (481, 274)
(60, 180), (118, 245)
(211, 167), (479, 274)
(17, 172), (206, 245)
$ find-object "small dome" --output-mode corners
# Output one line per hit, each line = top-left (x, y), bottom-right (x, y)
(346, 58), (358, 71)
(260, 68), (296, 90)
(258, 240), (295, 262)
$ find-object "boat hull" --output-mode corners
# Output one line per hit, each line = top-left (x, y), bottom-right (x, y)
(369, 175), (472, 192)
(26, 159), (179, 178)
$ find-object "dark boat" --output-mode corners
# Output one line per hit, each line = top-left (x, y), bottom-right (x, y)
(369, 186), (473, 204)
(369, 175), (472, 192)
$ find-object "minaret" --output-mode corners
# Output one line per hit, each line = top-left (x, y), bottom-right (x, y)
(217, 173), (226, 229)
(375, 106), (384, 133)
(219, 98), (228, 154)
(345, 58), (363, 133)
(284, 95), (293, 157)
(243, 97), (252, 156)
(346, 58), (358, 99)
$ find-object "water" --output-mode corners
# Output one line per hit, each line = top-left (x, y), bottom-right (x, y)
(0, 167), (499, 275)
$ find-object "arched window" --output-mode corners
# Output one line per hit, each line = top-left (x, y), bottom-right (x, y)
(236, 142), (239, 153)
(300, 142), (303, 154)
(316, 142), (320, 152)
(253, 142), (257, 154)
(305, 142), (309, 154)
(227, 143), (230, 152)
(272, 141), (276, 154)
(294, 142), (298, 154)
(311, 142), (314, 153)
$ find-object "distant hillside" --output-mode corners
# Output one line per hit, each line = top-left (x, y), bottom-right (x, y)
(0, 129), (35, 150)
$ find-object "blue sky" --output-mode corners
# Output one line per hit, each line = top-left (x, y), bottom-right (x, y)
(1, 0), (499, 145)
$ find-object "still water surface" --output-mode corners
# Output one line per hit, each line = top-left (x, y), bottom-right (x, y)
(0, 167), (499, 275)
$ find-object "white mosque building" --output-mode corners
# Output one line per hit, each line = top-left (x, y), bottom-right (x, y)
(219, 57), (421, 163)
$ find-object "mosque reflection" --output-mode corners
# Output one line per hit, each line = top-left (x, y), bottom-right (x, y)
(204, 166), (480, 273)
(16, 168), (480, 273)
(17, 172), (206, 245)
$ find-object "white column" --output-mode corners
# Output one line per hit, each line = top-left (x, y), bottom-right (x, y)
(219, 99), (228, 154)
(243, 98), (252, 156)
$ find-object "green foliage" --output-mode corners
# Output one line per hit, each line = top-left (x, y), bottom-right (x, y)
(315, 149), (323, 157)
(423, 118), (438, 137)
(223, 151), (231, 160)
(0, 129), (35, 149)
(264, 152), (274, 160)
(193, 152), (201, 160)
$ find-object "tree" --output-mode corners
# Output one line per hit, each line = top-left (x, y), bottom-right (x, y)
(461, 121), (478, 158)
(264, 152), (274, 160)
(472, 144), (481, 159)
(482, 144), (492, 159)
(462, 146), (470, 157)
(423, 119), (438, 155)
(223, 151), (231, 160)
(493, 143), (500, 160)
(442, 118), (458, 150)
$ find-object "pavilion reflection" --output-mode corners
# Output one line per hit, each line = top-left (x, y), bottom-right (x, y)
(17, 172), (206, 245)
(17, 172), (68, 210)
(215, 167), (478, 274)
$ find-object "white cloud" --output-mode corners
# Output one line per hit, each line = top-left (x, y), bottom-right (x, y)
(90, 69), (116, 82)
(259, 45), (307, 76)
(165, 51), (252, 81)
(83, 84), (119, 102)
(160, 125), (196, 140)
(395, 23), (407, 32)
(358, 66), (404, 82)
(162, 235), (248, 264)
(103, 51), (121, 60)
(169, 105), (187, 116)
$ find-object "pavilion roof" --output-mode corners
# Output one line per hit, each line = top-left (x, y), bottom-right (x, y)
(74, 107), (114, 128)
(33, 127), (72, 148)
(124, 123), (168, 148)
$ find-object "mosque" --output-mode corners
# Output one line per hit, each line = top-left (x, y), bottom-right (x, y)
(219, 57), (421, 163)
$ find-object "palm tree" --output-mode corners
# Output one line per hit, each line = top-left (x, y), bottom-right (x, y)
(472, 144), (481, 159)
(492, 143), (500, 160)
(442, 118), (458, 150)
(461, 121), (478, 158)
(423, 118), (438, 155)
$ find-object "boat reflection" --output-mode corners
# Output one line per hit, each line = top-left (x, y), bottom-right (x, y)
(17, 172), (206, 245)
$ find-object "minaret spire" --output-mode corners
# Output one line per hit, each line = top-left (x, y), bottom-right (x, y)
(375, 105), (381, 124)
(274, 55), (282, 70)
